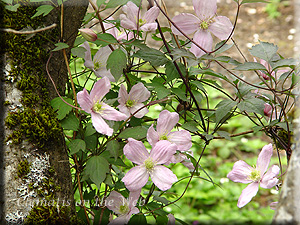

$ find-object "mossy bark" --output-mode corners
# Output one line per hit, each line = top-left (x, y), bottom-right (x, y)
(1, 0), (88, 223)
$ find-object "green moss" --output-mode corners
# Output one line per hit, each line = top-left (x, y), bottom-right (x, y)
(4, 2), (62, 149)
(16, 159), (31, 178)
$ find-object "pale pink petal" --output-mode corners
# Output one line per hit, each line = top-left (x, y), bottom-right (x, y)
(150, 140), (177, 164)
(128, 189), (141, 210)
(264, 103), (273, 117)
(150, 165), (178, 191)
(105, 191), (125, 213)
(123, 138), (149, 164)
(209, 16), (233, 40)
(140, 23), (157, 32)
(93, 68), (115, 82)
(143, 6), (160, 23)
(227, 160), (253, 184)
(260, 165), (280, 189)
(256, 144), (273, 175)
(157, 110), (179, 135)
(122, 1), (139, 23)
(237, 182), (259, 208)
(167, 214), (176, 225)
(94, 46), (111, 63)
(193, 0), (217, 20)
(91, 112), (113, 136)
(90, 77), (111, 102)
(190, 29), (212, 57)
(168, 130), (192, 151)
(77, 88), (92, 113)
(100, 103), (127, 121)
(108, 215), (129, 225)
(129, 103), (148, 118)
(118, 84), (129, 105)
(171, 13), (200, 35)
(118, 104), (131, 118)
(80, 41), (94, 69)
(129, 82), (150, 102)
(122, 166), (149, 191)
(120, 14), (137, 30)
(147, 124), (160, 147)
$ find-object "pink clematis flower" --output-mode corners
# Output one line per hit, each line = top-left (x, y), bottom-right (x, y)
(254, 58), (289, 80)
(77, 77), (127, 136)
(118, 83), (150, 118)
(104, 17), (134, 41)
(227, 143), (280, 208)
(120, 1), (160, 32)
(80, 41), (115, 82)
(147, 110), (192, 151)
(79, 28), (97, 42)
(122, 138), (178, 191)
(171, 0), (233, 57)
(105, 190), (140, 225)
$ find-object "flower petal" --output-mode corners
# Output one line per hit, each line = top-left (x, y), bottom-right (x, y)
(77, 88), (92, 113)
(141, 23), (157, 32)
(108, 215), (129, 225)
(122, 1), (139, 23)
(190, 29), (212, 57)
(237, 182), (259, 208)
(80, 41), (94, 69)
(120, 14), (137, 30)
(129, 103), (148, 118)
(227, 160), (253, 184)
(150, 140), (177, 164)
(157, 110), (179, 135)
(143, 6), (160, 23)
(168, 130), (192, 151)
(193, 0), (217, 20)
(171, 13), (200, 35)
(93, 68), (115, 82)
(118, 84), (129, 105)
(91, 112), (113, 136)
(147, 124), (160, 147)
(90, 77), (111, 103)
(129, 82), (150, 102)
(100, 103), (128, 121)
(260, 165), (280, 189)
(128, 189), (141, 210)
(256, 143), (273, 175)
(105, 191), (125, 213)
(124, 138), (149, 164)
(122, 166), (149, 191)
(118, 104), (131, 118)
(209, 16), (233, 40)
(150, 165), (178, 191)
(94, 46), (111, 64)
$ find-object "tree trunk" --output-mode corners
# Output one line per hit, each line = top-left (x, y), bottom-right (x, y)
(1, 1), (88, 224)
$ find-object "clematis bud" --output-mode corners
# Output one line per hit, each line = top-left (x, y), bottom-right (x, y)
(79, 28), (97, 42)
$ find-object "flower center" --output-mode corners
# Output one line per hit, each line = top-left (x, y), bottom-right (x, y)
(200, 21), (209, 30)
(94, 61), (101, 70)
(92, 101), (103, 113)
(119, 204), (129, 215)
(138, 18), (146, 27)
(126, 99), (136, 108)
(144, 157), (155, 173)
(248, 168), (261, 182)
(159, 134), (168, 141)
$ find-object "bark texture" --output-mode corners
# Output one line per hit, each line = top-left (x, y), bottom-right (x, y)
(1, 1), (88, 224)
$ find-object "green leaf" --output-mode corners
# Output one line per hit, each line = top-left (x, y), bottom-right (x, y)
(214, 40), (233, 54)
(237, 98), (265, 115)
(5, 3), (20, 11)
(96, 0), (106, 7)
(52, 42), (69, 51)
(105, 0), (127, 8)
(181, 121), (199, 132)
(148, 81), (170, 99)
(118, 126), (147, 140)
(249, 41), (278, 62)
(106, 48), (127, 81)
(272, 58), (297, 70)
(60, 112), (79, 131)
(31, 5), (54, 18)
(71, 46), (86, 58)
(50, 97), (73, 120)
(234, 62), (267, 71)
(128, 214), (147, 225)
(156, 215), (168, 225)
(146, 202), (168, 216)
(107, 140), (121, 160)
(171, 87), (187, 101)
(84, 134), (98, 150)
(69, 139), (86, 155)
(165, 61), (185, 82)
(84, 123), (96, 137)
(133, 48), (169, 67)
(217, 131), (231, 140)
(83, 156), (109, 189)
(215, 100), (237, 124)
(94, 33), (118, 46)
